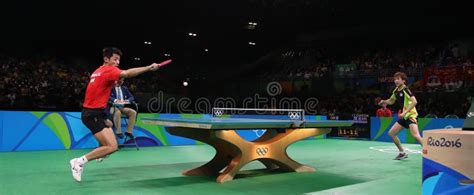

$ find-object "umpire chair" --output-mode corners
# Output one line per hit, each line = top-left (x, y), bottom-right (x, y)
(109, 101), (140, 150)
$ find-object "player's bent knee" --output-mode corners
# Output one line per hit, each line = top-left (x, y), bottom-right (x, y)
(388, 130), (396, 137)
(109, 144), (118, 153)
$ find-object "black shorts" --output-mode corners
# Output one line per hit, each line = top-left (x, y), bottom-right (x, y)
(81, 108), (108, 134)
(397, 117), (418, 129)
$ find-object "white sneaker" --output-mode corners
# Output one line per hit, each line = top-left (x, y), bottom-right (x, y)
(70, 158), (84, 182)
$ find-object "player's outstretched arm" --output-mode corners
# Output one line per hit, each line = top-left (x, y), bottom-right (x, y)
(120, 60), (172, 78)
(382, 96), (396, 105)
(120, 63), (157, 78)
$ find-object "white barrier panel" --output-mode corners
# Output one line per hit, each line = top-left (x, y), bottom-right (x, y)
(422, 128), (474, 194)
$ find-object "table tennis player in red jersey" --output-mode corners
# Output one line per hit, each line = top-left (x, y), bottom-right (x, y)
(70, 47), (172, 182)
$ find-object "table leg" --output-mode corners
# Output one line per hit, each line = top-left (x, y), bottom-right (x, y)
(166, 127), (331, 183)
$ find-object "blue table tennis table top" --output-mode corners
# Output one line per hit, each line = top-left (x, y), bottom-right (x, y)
(141, 117), (353, 130)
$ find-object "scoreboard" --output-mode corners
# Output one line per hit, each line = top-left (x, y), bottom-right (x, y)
(328, 113), (370, 139)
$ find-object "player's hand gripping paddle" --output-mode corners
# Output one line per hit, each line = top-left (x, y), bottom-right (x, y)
(150, 59), (172, 71)
(375, 97), (382, 106)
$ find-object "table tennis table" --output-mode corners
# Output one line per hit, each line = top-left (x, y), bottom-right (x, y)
(142, 116), (353, 183)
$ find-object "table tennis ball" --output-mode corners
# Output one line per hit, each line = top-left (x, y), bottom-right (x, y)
(183, 81), (188, 86)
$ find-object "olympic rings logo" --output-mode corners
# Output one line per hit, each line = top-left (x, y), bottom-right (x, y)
(214, 109), (224, 117)
(288, 112), (301, 120)
(256, 147), (269, 156)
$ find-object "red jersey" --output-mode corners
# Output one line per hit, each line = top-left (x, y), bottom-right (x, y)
(83, 65), (122, 109)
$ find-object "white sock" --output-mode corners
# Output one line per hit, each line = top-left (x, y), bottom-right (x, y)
(77, 156), (89, 165)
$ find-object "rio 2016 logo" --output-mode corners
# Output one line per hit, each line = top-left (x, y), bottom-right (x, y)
(427, 137), (462, 148)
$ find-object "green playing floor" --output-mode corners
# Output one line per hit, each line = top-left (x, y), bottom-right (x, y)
(0, 139), (422, 195)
